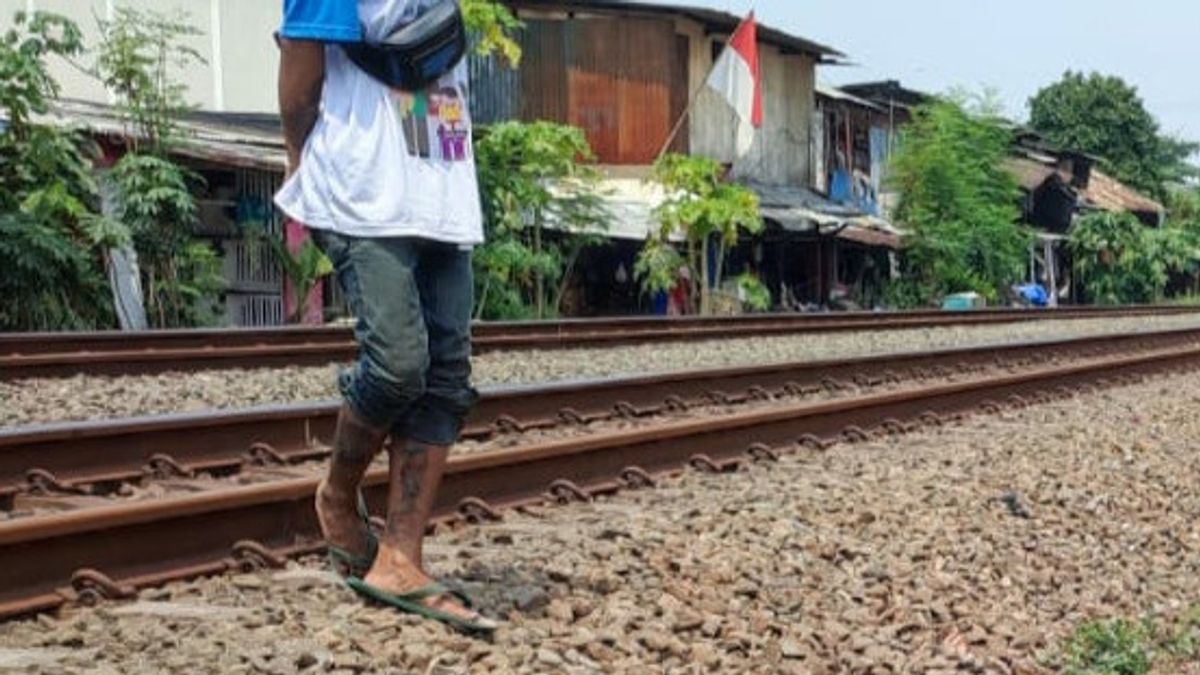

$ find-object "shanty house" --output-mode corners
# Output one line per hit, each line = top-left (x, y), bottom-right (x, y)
(1005, 130), (1166, 305)
(5, 0), (898, 318)
(475, 1), (901, 311)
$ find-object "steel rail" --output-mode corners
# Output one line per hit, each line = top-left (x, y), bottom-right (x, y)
(0, 340), (1197, 620)
(2, 305), (1197, 379)
(3, 325), (1198, 499)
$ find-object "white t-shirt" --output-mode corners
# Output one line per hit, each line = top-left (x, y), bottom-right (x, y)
(275, 0), (484, 245)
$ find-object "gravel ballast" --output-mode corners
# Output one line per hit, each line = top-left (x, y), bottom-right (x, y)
(6, 314), (1200, 429)
(3, 369), (1200, 672)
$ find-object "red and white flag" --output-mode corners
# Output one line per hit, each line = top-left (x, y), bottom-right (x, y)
(705, 12), (763, 157)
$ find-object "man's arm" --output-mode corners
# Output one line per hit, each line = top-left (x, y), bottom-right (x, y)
(278, 38), (325, 178)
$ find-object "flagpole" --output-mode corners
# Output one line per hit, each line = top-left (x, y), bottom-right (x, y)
(655, 83), (706, 163)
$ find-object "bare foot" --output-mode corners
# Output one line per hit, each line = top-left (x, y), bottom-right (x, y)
(363, 542), (498, 630)
(315, 479), (374, 562)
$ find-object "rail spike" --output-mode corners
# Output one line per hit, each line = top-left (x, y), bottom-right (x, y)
(662, 395), (690, 413)
(918, 411), (944, 427)
(68, 569), (135, 607)
(619, 466), (656, 489)
(230, 540), (287, 573)
(797, 434), (829, 451)
(246, 443), (288, 467)
(852, 374), (879, 388)
(746, 443), (780, 463)
(546, 479), (591, 505)
(457, 496), (502, 523)
(821, 377), (846, 393)
(688, 454), (726, 473)
(880, 419), (908, 436)
(144, 453), (194, 479)
(23, 468), (80, 496)
(746, 385), (773, 402)
(979, 400), (1002, 415)
(613, 401), (640, 419)
(492, 415), (524, 435)
(556, 408), (587, 426)
(840, 426), (871, 443)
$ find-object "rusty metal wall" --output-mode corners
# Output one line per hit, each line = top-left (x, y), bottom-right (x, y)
(470, 17), (685, 164)
(565, 16), (680, 164)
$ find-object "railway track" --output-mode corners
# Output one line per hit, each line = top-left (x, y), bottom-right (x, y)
(1, 325), (1198, 620)
(2, 305), (1197, 379)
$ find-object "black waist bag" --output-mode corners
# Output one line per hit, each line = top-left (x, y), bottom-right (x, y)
(342, 0), (467, 91)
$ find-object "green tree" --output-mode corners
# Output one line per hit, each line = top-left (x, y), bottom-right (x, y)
(1029, 71), (1198, 198)
(461, 0), (523, 65)
(888, 94), (1028, 307)
(474, 121), (609, 320)
(0, 11), (124, 330)
(636, 154), (762, 315)
(269, 238), (334, 324)
(1068, 211), (1200, 305)
(94, 8), (223, 327)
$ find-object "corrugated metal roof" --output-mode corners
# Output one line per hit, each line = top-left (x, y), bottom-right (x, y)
(1084, 169), (1165, 216)
(39, 99), (286, 171)
(1003, 156), (1164, 216)
(815, 84), (883, 112)
(748, 181), (903, 249)
(509, 0), (845, 60)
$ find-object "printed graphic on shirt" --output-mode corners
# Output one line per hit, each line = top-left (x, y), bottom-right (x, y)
(391, 76), (471, 162)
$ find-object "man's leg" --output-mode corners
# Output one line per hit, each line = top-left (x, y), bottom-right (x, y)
(365, 241), (489, 624)
(311, 232), (430, 568)
(315, 404), (387, 566)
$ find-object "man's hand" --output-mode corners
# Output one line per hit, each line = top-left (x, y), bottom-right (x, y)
(278, 37), (325, 180)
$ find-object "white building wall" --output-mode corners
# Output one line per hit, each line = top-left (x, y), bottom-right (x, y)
(1, 0), (280, 113)
(215, 0), (282, 113)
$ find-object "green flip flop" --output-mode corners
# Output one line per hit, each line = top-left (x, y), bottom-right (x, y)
(326, 492), (380, 578)
(345, 578), (497, 635)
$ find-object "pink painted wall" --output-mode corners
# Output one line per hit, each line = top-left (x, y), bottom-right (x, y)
(282, 219), (325, 325)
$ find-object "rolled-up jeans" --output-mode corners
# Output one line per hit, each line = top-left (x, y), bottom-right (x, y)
(313, 230), (477, 446)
